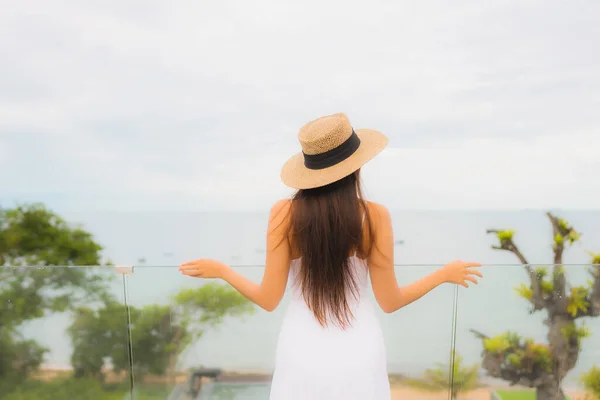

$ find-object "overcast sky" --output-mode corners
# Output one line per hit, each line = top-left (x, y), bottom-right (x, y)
(1, 0), (598, 212)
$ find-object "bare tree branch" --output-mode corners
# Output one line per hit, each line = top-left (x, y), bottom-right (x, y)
(591, 265), (600, 316)
(546, 212), (568, 307)
(546, 212), (564, 265)
(469, 329), (489, 340)
(576, 265), (600, 318)
(487, 230), (529, 263)
(487, 229), (546, 311)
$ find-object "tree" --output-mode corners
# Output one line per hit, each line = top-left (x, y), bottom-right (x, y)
(472, 212), (600, 400)
(0, 204), (108, 390)
(0, 204), (109, 324)
(0, 330), (48, 388)
(168, 283), (255, 378)
(68, 298), (130, 380)
(581, 366), (600, 400)
(68, 282), (255, 382)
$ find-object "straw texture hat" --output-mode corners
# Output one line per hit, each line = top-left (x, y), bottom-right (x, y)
(281, 113), (388, 189)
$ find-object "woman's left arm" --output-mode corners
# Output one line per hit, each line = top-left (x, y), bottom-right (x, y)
(179, 200), (291, 312)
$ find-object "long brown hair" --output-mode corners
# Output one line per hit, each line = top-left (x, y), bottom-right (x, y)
(288, 169), (374, 328)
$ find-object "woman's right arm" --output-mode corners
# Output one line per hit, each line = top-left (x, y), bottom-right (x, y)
(367, 203), (482, 313)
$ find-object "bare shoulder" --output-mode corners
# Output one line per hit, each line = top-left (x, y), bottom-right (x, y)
(270, 199), (292, 218)
(366, 201), (391, 222)
(363, 202), (393, 261)
(268, 200), (292, 231)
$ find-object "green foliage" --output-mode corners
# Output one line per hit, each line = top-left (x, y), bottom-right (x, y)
(125, 304), (189, 376)
(424, 351), (480, 394)
(68, 282), (255, 381)
(496, 230), (515, 242)
(586, 253), (600, 289)
(495, 390), (538, 400)
(561, 322), (590, 346)
(483, 332), (552, 373)
(554, 234), (564, 246)
(535, 267), (548, 279)
(540, 280), (554, 295)
(587, 251), (600, 266)
(514, 274), (554, 302)
(557, 218), (581, 245)
(0, 379), (172, 400)
(69, 300), (191, 378)
(566, 230), (581, 244)
(0, 378), (127, 400)
(558, 218), (569, 231)
(0, 204), (109, 327)
(404, 351), (481, 395)
(0, 330), (48, 385)
(515, 283), (533, 301)
(566, 286), (591, 317)
(68, 299), (131, 379)
(483, 331), (521, 354)
(161, 282), (254, 371)
(582, 366), (600, 399)
(173, 282), (256, 328)
(0, 204), (104, 266)
(0, 204), (108, 387)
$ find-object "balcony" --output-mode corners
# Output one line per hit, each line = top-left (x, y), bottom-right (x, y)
(1, 209), (599, 399)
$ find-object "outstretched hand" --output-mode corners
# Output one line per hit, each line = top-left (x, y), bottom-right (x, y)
(441, 260), (483, 287)
(178, 259), (229, 279)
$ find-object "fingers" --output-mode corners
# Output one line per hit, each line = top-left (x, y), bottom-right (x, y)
(179, 262), (199, 269)
(464, 276), (478, 285)
(178, 260), (206, 279)
(179, 261), (201, 270)
(464, 262), (482, 267)
(180, 270), (203, 277)
(460, 282), (469, 288)
(178, 262), (199, 274)
(467, 269), (483, 278)
(179, 259), (206, 267)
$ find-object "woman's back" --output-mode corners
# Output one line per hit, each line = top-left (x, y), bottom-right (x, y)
(270, 114), (392, 398)
(270, 254), (390, 399)
(179, 113), (482, 400)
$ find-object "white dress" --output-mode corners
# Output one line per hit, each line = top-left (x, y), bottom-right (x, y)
(269, 255), (391, 399)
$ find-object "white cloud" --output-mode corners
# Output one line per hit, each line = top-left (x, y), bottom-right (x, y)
(0, 0), (598, 211)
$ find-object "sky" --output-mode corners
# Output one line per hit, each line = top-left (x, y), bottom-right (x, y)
(1, 0), (599, 212)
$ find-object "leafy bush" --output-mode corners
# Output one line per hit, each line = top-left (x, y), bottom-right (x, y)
(582, 366), (600, 400)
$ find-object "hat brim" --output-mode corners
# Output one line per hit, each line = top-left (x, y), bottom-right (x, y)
(280, 128), (389, 190)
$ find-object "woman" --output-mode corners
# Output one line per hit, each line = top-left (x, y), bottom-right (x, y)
(179, 113), (482, 399)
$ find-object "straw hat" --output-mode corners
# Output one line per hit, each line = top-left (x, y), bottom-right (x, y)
(281, 113), (389, 189)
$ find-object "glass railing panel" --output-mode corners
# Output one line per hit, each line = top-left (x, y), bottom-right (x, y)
(453, 264), (600, 400)
(125, 265), (275, 399)
(125, 265), (456, 399)
(0, 265), (132, 399)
